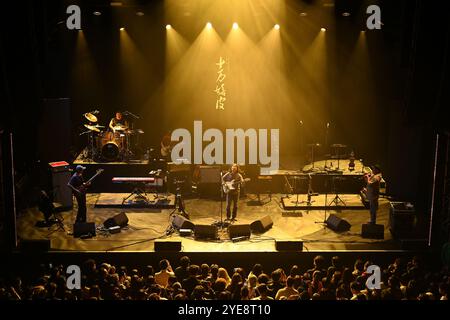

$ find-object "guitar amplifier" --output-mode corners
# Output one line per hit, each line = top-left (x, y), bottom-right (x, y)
(198, 166), (222, 183)
(48, 161), (72, 208)
(197, 165), (222, 197)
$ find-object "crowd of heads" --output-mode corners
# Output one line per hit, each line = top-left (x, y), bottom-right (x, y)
(0, 255), (448, 300)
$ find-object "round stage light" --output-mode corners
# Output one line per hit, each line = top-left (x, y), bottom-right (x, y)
(321, 27), (326, 32)
(342, 12), (351, 17)
(136, 11), (145, 17)
(93, 11), (102, 16)
(232, 22), (239, 30)
(166, 24), (172, 30)
(274, 24), (280, 30)
(206, 22), (212, 29)
(120, 27), (125, 31)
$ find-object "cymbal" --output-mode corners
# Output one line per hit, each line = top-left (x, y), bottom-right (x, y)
(113, 125), (128, 131)
(331, 144), (347, 148)
(84, 113), (98, 123)
(84, 124), (100, 132)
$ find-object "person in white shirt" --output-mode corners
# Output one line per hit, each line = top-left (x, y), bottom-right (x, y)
(154, 259), (174, 288)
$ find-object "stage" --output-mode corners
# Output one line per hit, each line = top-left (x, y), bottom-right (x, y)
(16, 192), (409, 253)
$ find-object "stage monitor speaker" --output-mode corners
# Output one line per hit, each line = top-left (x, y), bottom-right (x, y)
(275, 240), (303, 252)
(250, 215), (273, 233)
(19, 239), (51, 252)
(171, 214), (195, 230)
(154, 240), (182, 252)
(73, 222), (96, 238)
(326, 214), (351, 232)
(228, 224), (251, 239)
(362, 223), (384, 239)
(104, 212), (129, 228)
(194, 225), (218, 240)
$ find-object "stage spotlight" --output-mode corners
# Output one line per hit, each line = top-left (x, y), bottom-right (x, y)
(93, 11), (101, 16)
(136, 11), (145, 17)
(206, 22), (212, 29)
(120, 27), (125, 31)
(166, 24), (172, 30)
(299, 12), (308, 17)
(232, 22), (239, 30)
(274, 24), (280, 30)
(342, 12), (351, 17)
(321, 27), (326, 32)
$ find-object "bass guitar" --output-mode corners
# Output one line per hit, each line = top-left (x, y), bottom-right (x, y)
(79, 169), (104, 194)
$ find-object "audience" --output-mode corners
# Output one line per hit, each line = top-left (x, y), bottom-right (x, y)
(0, 255), (448, 300)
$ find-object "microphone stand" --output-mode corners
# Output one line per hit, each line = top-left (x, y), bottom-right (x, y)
(299, 120), (304, 172)
(324, 122), (330, 170)
(123, 110), (140, 120)
(213, 171), (228, 229)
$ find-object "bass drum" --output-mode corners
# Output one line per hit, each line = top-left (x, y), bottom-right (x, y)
(102, 141), (120, 161)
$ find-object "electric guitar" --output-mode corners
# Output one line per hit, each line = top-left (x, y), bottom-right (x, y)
(78, 169), (104, 194)
(222, 178), (250, 194)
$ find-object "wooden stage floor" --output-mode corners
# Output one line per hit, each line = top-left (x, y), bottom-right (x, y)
(15, 193), (406, 253)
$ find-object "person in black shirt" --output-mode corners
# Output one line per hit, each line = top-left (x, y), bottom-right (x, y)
(363, 164), (382, 224)
(67, 165), (90, 223)
(109, 112), (128, 133)
(222, 164), (245, 222)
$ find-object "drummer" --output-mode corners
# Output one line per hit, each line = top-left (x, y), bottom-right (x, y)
(109, 111), (128, 133)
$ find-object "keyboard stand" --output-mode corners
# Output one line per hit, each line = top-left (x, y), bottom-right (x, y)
(122, 183), (150, 204)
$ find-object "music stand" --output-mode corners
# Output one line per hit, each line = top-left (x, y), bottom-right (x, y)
(328, 176), (346, 207)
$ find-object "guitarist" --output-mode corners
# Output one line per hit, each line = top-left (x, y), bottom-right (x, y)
(222, 164), (245, 222)
(67, 165), (90, 223)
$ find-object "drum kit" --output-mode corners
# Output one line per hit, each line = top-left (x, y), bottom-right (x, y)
(80, 110), (144, 162)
